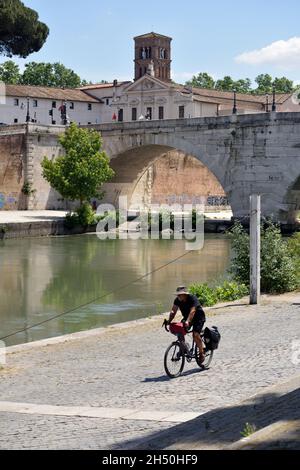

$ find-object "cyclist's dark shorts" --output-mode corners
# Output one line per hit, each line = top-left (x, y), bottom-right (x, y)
(192, 319), (205, 334)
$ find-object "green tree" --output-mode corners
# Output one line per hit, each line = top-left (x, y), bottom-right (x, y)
(185, 72), (215, 89)
(272, 76), (294, 93)
(254, 74), (294, 95)
(0, 60), (20, 83)
(21, 62), (83, 88)
(214, 76), (252, 93)
(254, 74), (273, 94)
(215, 76), (236, 92)
(234, 78), (252, 94)
(41, 123), (115, 208)
(0, 0), (49, 58)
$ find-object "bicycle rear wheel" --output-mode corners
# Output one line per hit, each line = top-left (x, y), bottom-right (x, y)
(195, 346), (213, 369)
(164, 342), (185, 378)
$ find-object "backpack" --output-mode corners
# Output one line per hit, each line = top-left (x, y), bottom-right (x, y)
(204, 326), (221, 351)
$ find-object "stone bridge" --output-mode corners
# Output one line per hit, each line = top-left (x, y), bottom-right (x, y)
(1, 112), (300, 224)
(93, 112), (300, 224)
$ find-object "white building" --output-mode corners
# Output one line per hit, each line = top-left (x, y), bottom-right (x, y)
(0, 84), (103, 126)
(80, 74), (299, 124)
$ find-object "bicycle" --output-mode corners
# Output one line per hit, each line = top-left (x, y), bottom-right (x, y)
(162, 319), (214, 378)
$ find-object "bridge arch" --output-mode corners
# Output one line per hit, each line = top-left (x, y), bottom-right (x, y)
(102, 142), (232, 215)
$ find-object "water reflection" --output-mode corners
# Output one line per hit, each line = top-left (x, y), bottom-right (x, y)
(0, 235), (231, 346)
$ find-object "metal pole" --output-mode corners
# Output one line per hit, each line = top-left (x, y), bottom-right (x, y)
(250, 194), (261, 304)
(266, 94), (269, 113)
(272, 86), (276, 112)
(232, 89), (237, 114)
(26, 97), (30, 123)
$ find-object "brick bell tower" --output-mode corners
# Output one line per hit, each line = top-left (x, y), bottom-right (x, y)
(134, 32), (172, 82)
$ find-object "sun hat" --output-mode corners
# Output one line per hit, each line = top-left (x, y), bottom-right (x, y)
(174, 286), (190, 295)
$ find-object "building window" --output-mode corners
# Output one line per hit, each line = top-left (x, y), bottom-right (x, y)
(14, 118), (18, 123)
(88, 103), (92, 111)
(146, 107), (152, 120)
(132, 107), (137, 121)
(159, 106), (164, 120)
(140, 47), (151, 59)
(88, 122), (91, 125)
(118, 109), (123, 122)
(52, 120), (56, 125)
(33, 100), (38, 108)
(52, 101), (56, 108)
(70, 102), (74, 110)
(140, 67), (143, 78)
(106, 98), (110, 106)
(179, 106), (185, 119)
(14, 99), (19, 106)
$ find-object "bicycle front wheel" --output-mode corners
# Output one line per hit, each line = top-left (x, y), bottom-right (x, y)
(164, 342), (185, 378)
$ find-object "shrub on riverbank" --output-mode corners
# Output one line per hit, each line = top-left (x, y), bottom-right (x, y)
(65, 203), (96, 228)
(228, 221), (299, 294)
(189, 281), (249, 307)
(287, 232), (300, 285)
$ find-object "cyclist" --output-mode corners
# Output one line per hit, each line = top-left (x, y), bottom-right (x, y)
(167, 286), (206, 364)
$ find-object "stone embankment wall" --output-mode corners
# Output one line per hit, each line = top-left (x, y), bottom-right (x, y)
(0, 125), (72, 211)
(0, 127), (26, 210)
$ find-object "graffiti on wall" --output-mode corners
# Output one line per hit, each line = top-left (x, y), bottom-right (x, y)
(206, 196), (229, 206)
(0, 193), (18, 209)
(153, 194), (229, 206)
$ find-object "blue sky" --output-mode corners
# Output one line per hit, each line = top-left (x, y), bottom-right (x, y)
(7, 0), (300, 85)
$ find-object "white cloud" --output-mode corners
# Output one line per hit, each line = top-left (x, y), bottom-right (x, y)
(235, 37), (300, 69)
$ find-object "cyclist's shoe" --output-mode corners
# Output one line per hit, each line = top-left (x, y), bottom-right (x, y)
(198, 352), (205, 364)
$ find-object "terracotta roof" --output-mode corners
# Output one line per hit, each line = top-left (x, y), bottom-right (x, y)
(79, 81), (131, 91)
(134, 32), (172, 40)
(175, 84), (292, 105)
(4, 84), (102, 103)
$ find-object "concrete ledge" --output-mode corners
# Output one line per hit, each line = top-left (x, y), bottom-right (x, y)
(0, 221), (97, 239)
(227, 420), (300, 450)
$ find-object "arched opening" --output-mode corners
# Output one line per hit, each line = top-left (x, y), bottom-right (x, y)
(102, 145), (232, 219)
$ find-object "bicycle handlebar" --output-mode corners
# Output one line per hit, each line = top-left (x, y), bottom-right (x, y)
(162, 319), (170, 332)
(162, 319), (193, 334)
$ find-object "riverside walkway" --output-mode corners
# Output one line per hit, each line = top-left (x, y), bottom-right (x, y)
(0, 292), (299, 449)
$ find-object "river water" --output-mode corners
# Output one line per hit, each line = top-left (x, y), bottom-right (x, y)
(0, 234), (231, 346)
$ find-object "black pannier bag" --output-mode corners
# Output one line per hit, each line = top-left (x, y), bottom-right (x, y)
(204, 326), (221, 350)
